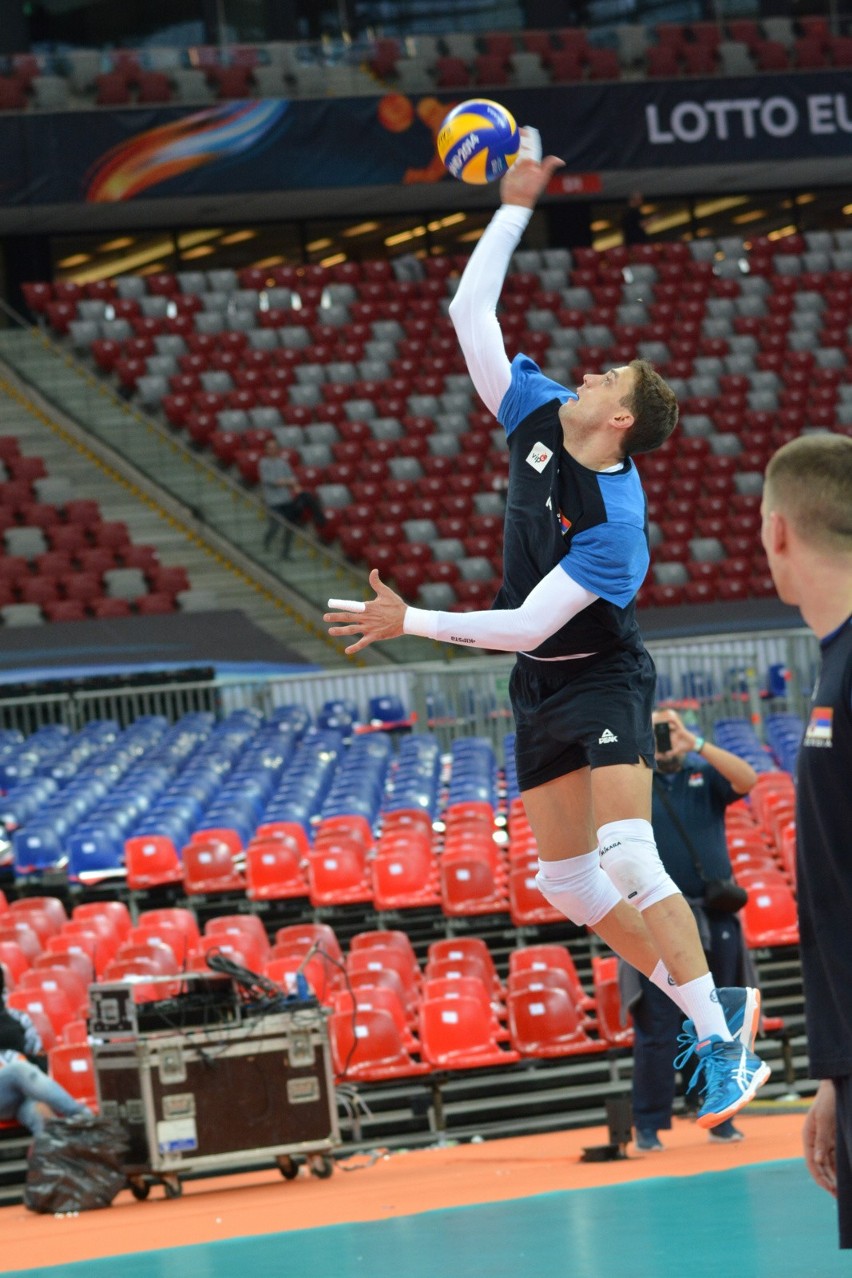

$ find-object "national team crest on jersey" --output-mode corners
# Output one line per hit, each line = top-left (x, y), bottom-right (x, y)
(687, 772), (705, 787)
(804, 706), (833, 748)
(526, 442), (553, 472)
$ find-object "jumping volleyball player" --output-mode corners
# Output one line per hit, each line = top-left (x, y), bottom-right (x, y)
(325, 130), (770, 1125)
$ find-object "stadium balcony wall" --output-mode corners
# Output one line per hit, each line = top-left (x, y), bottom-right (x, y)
(0, 63), (850, 232)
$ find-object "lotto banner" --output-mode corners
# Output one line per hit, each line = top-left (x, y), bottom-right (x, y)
(0, 72), (851, 207)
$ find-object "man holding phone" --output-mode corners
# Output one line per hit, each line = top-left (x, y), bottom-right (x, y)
(623, 708), (759, 1150)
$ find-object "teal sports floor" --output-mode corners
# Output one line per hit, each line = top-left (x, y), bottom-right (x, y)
(13, 1158), (848, 1278)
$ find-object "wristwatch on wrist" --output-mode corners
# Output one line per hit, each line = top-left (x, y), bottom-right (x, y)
(692, 735), (705, 754)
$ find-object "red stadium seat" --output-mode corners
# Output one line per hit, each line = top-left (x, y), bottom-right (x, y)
(418, 994), (520, 1069)
(328, 1009), (430, 1081)
(508, 985), (606, 1058)
(49, 1042), (98, 1109)
(181, 840), (245, 895)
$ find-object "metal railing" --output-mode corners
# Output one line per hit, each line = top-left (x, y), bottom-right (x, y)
(0, 626), (818, 753)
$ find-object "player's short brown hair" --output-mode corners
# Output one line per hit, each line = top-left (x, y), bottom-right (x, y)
(621, 359), (679, 456)
(765, 434), (852, 552)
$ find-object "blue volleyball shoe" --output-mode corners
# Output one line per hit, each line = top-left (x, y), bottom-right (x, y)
(682, 986), (761, 1053)
(684, 1035), (771, 1129)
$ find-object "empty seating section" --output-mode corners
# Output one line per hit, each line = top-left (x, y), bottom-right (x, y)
(3, 15), (852, 113)
(0, 686), (808, 1123)
(0, 436), (194, 625)
(28, 223), (852, 610)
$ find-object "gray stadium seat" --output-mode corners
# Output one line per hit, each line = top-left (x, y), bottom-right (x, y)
(526, 310), (557, 332)
(5, 527), (48, 558)
(249, 407), (283, 431)
(542, 248), (572, 270)
(68, 321), (99, 351)
(288, 385), (322, 408)
(298, 365), (329, 383)
(297, 444), (332, 468)
(407, 394), (440, 417)
(176, 589), (218, 611)
(689, 538), (726, 563)
(653, 563), (689, 586)
(512, 250), (543, 272)
(115, 277), (146, 300)
(136, 375), (169, 407)
(216, 410), (250, 434)
(473, 493), (506, 517)
(370, 418), (403, 441)
(200, 371), (233, 394)
(34, 476), (74, 506)
(177, 272), (207, 294)
(315, 484), (351, 509)
(273, 427), (304, 449)
(194, 312), (225, 335)
(733, 473), (764, 496)
(153, 334), (187, 357)
(417, 582), (457, 609)
(458, 557), (494, 582)
(104, 568), (148, 600)
(402, 519), (437, 543)
(1, 604), (44, 627)
(681, 414), (714, 438)
(247, 329), (278, 352)
(279, 326), (312, 349)
(305, 423), (338, 446)
(430, 538), (465, 562)
(388, 457), (423, 481)
(208, 269), (238, 293)
(709, 434), (743, 456)
(323, 363), (356, 384)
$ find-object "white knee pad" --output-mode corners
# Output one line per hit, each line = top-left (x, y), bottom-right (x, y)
(535, 849), (622, 927)
(598, 818), (680, 911)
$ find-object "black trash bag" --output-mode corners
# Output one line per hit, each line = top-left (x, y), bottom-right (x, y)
(24, 1114), (130, 1214)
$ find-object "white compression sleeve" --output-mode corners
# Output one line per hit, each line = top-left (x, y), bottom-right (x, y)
(448, 204), (533, 417)
(403, 562), (598, 652)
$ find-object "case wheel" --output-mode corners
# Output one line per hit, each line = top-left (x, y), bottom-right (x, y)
(308, 1153), (333, 1179)
(162, 1175), (183, 1199)
(277, 1155), (299, 1180)
(128, 1177), (150, 1200)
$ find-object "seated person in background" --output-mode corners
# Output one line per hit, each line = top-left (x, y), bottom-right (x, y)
(258, 438), (327, 556)
(620, 708), (758, 1151)
(0, 970), (91, 1135)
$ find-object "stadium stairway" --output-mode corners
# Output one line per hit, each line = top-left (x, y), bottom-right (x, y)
(0, 338), (344, 665)
(0, 327), (435, 667)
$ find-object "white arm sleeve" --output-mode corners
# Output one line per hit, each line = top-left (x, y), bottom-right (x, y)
(448, 204), (533, 417)
(403, 563), (598, 652)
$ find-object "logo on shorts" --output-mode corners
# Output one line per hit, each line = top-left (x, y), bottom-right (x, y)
(526, 442), (553, 472)
(598, 728), (618, 744)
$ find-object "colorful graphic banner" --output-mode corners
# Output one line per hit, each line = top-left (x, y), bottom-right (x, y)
(0, 72), (850, 209)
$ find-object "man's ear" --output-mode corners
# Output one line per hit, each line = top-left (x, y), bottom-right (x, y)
(766, 509), (788, 555)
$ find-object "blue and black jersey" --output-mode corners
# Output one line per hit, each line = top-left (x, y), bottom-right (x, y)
(796, 615), (852, 1078)
(494, 354), (650, 660)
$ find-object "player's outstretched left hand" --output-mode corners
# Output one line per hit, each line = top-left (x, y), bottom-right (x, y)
(325, 569), (408, 655)
(500, 130), (565, 211)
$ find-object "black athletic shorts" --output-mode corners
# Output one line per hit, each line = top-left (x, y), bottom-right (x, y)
(510, 644), (657, 792)
(835, 1075), (852, 1248)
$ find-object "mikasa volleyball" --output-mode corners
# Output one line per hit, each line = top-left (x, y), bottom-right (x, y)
(437, 99), (520, 184)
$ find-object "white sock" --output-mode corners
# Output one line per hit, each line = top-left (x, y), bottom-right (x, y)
(649, 960), (688, 1015)
(678, 973), (732, 1042)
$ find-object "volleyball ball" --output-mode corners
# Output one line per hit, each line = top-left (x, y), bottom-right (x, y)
(437, 99), (520, 185)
